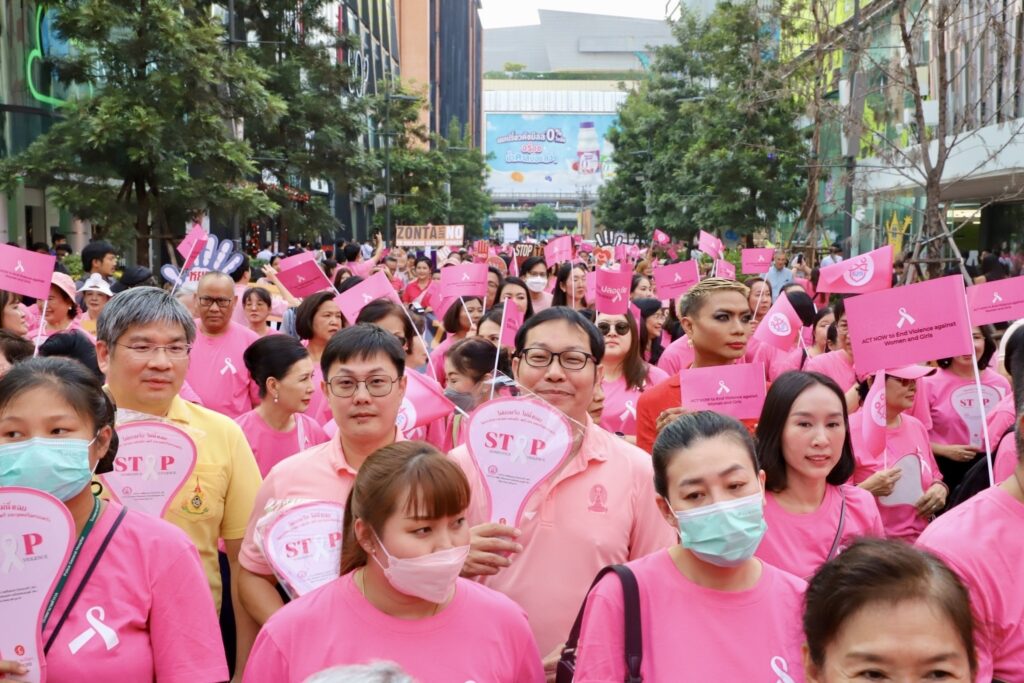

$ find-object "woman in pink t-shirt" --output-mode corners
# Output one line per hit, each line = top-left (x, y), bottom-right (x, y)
(236, 335), (329, 477)
(241, 286), (279, 337)
(573, 411), (807, 681)
(27, 273), (91, 346)
(596, 310), (668, 441)
(243, 442), (543, 683)
(634, 297), (667, 365)
(745, 277), (772, 332)
(294, 292), (343, 426)
(754, 371), (884, 579)
(804, 298), (862, 412)
(803, 538), (977, 682)
(0, 357), (227, 683)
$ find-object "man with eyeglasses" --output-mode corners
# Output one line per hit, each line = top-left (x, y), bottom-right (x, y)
(95, 287), (263, 676)
(448, 307), (674, 673)
(237, 324), (407, 626)
(185, 271), (261, 418)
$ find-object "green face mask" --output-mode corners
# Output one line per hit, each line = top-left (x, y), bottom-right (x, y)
(669, 492), (767, 567)
(0, 437), (96, 501)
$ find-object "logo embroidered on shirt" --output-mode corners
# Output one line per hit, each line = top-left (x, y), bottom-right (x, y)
(587, 484), (609, 513)
(181, 476), (210, 516)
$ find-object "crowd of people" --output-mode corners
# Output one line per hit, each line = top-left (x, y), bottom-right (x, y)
(0, 233), (1022, 683)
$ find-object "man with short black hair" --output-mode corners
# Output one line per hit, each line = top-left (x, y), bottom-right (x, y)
(77, 240), (118, 289)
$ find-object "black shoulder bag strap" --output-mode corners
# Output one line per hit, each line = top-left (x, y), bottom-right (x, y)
(556, 564), (643, 683)
(44, 506), (127, 654)
(826, 486), (847, 562)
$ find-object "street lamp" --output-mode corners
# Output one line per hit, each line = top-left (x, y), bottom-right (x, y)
(382, 91), (420, 245)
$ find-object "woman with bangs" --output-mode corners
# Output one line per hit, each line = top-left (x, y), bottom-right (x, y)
(243, 442), (543, 683)
(596, 308), (668, 441)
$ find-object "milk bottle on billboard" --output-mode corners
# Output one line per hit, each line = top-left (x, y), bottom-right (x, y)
(577, 121), (601, 179)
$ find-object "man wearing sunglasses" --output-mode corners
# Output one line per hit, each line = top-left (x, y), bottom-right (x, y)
(237, 325), (406, 627)
(449, 307), (674, 675)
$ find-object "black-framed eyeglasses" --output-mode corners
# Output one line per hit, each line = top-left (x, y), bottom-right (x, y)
(114, 342), (192, 359)
(597, 321), (631, 337)
(198, 296), (233, 309)
(517, 347), (595, 371)
(326, 375), (399, 398)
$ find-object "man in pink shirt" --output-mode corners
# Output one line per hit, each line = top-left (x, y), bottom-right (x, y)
(237, 324), (407, 626)
(185, 272), (260, 418)
(452, 307), (675, 671)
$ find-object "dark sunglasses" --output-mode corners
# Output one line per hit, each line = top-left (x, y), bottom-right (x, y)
(597, 321), (631, 336)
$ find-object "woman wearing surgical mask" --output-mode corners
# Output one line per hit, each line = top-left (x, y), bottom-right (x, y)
(242, 442), (543, 683)
(443, 338), (512, 449)
(572, 411), (806, 680)
(521, 256), (552, 313)
(0, 358), (227, 682)
(754, 371), (884, 579)
(596, 310), (667, 442)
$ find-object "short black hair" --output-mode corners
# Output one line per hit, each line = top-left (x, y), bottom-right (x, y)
(81, 240), (116, 273)
(653, 411), (758, 497)
(243, 334), (311, 398)
(39, 330), (103, 380)
(242, 287), (272, 308)
(321, 324), (405, 378)
(294, 291), (338, 340)
(342, 243), (361, 263)
(0, 329), (33, 365)
(513, 306), (604, 363)
(521, 256), (547, 275)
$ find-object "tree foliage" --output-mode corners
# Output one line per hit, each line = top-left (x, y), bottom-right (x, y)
(527, 204), (559, 232)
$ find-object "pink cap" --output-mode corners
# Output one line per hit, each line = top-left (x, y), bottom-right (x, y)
(51, 272), (78, 303)
(886, 364), (936, 380)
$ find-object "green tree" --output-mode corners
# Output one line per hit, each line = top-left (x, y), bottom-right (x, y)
(0, 0), (283, 263)
(527, 204), (559, 232)
(441, 119), (493, 239)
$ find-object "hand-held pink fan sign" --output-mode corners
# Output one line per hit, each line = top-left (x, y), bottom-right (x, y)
(0, 487), (75, 683)
(466, 397), (574, 526)
(261, 501), (345, 599)
(100, 421), (197, 518)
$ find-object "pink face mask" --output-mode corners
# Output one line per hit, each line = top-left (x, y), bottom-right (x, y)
(372, 532), (470, 605)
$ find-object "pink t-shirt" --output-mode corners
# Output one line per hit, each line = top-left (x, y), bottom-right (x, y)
(428, 335), (459, 385)
(986, 392), (1017, 446)
(234, 409), (330, 477)
(449, 420), (676, 655)
(599, 365), (669, 436)
(41, 502), (227, 683)
(748, 337), (801, 381)
(918, 368), (1010, 448)
(917, 486), (1024, 682)
(757, 484), (884, 579)
(575, 551), (807, 682)
(243, 574), (543, 683)
(184, 321), (260, 418)
(994, 433), (1018, 484)
(803, 350), (857, 391)
(27, 320), (95, 347)
(306, 362), (333, 427)
(655, 335), (695, 376)
(530, 290), (553, 312)
(848, 412), (943, 542)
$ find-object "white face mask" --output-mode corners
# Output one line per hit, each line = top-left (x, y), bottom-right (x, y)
(525, 276), (548, 293)
(372, 532), (470, 604)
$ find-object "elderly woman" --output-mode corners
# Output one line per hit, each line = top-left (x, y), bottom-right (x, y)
(78, 273), (114, 335)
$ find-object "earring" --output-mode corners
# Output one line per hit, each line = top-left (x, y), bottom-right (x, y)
(273, 393), (279, 403)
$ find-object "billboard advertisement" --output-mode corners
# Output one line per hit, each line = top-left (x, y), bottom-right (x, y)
(484, 113), (618, 195)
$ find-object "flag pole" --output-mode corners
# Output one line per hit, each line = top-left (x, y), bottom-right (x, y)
(490, 300), (509, 401)
(32, 300), (49, 357)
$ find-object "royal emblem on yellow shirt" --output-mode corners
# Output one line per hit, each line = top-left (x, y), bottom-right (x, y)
(182, 476), (210, 516)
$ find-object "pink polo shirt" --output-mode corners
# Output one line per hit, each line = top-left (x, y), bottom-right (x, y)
(655, 335), (695, 376)
(575, 551), (806, 682)
(239, 432), (400, 576)
(599, 365), (669, 437)
(449, 419), (676, 655)
(243, 574), (543, 683)
(917, 487), (1024, 682)
(848, 412), (943, 542)
(41, 502), (227, 683)
(918, 368), (1010, 448)
(803, 350), (857, 391)
(234, 409), (330, 477)
(757, 484), (884, 579)
(185, 320), (260, 418)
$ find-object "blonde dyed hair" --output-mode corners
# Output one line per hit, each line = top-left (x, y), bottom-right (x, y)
(679, 277), (751, 318)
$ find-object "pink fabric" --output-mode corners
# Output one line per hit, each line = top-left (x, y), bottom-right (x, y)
(655, 335), (695, 376)
(243, 574), (543, 683)
(530, 290), (553, 312)
(917, 487), (1024, 682)
(848, 412), (943, 542)
(26, 319), (95, 346)
(750, 338), (801, 381)
(179, 380), (205, 405)
(184, 321), (260, 418)
(918, 368), (1011, 448)
(986, 392), (1017, 446)
(574, 551), (806, 681)
(449, 420), (676, 655)
(994, 436), (1018, 483)
(803, 350), (857, 392)
(41, 502), (227, 682)
(234, 409), (330, 477)
(428, 335), (459, 385)
(599, 365), (669, 436)
(306, 364), (333, 427)
(757, 484), (884, 579)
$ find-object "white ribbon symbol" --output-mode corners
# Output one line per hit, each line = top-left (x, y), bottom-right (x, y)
(716, 380), (731, 395)
(896, 307), (916, 329)
(0, 535), (24, 573)
(461, 273), (471, 281)
(619, 400), (637, 425)
(611, 289), (623, 303)
(993, 292), (1003, 303)
(142, 454), (159, 481)
(673, 273), (682, 282)
(510, 436), (529, 464)
(220, 357), (237, 375)
(310, 535), (329, 562)
(14, 261), (25, 273)
(68, 606), (120, 654)
(758, 255), (765, 262)
(295, 274), (306, 283)
(770, 656), (796, 683)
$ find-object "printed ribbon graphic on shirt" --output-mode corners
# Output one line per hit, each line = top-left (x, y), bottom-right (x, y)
(220, 358), (238, 375)
(68, 606), (119, 654)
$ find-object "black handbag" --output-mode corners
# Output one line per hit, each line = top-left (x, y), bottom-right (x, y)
(556, 564), (643, 683)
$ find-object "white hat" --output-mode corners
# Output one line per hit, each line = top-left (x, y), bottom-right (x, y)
(78, 273), (113, 298)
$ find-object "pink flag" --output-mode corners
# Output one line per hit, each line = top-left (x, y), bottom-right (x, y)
(440, 262), (488, 300)
(499, 299), (525, 348)
(544, 236), (574, 265)
(397, 371), (456, 431)
(0, 244), (56, 299)
(629, 302), (642, 336)
(509, 254), (520, 278)
(667, 247), (679, 260)
(278, 251), (317, 270)
(595, 269), (632, 315)
(335, 271), (402, 324)
(741, 248), (774, 274)
(614, 244), (628, 263)
(753, 293), (803, 351)
(653, 260), (700, 299)
(653, 229), (670, 245)
(862, 370), (888, 460)
(698, 230), (724, 259)
(817, 245), (893, 294)
(966, 276), (1024, 326)
(679, 362), (767, 419)
(715, 259), (736, 280)
(275, 259), (332, 299)
(846, 275), (972, 374)
(177, 223), (208, 269)
(585, 271), (597, 304)
(579, 242), (595, 254)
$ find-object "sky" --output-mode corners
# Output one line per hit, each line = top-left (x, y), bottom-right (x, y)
(478, 0), (671, 28)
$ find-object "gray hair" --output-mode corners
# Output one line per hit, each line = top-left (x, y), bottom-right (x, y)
(303, 662), (414, 683)
(96, 286), (196, 345)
